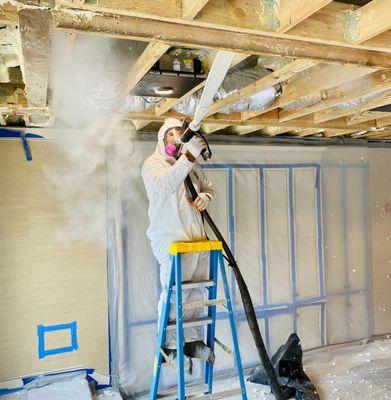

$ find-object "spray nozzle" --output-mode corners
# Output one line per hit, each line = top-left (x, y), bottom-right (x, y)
(179, 120), (212, 161)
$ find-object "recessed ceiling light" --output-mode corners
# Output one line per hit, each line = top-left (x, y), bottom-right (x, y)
(153, 86), (174, 96)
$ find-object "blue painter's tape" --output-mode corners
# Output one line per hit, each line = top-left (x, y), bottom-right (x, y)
(20, 131), (32, 161)
(0, 128), (43, 139)
(316, 166), (326, 345)
(227, 168), (237, 310)
(203, 162), (367, 170)
(288, 168), (298, 333)
(37, 321), (78, 359)
(259, 168), (268, 308)
(363, 166), (374, 337)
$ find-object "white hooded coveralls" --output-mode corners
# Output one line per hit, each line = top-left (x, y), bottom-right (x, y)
(142, 118), (214, 349)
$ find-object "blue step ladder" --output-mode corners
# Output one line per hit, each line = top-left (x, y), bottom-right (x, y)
(149, 240), (247, 400)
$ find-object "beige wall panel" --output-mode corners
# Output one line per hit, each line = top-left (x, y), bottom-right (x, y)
(0, 140), (108, 380)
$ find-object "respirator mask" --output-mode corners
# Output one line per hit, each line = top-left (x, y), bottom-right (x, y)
(163, 118), (212, 161)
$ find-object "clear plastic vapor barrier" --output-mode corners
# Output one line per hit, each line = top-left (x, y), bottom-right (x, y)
(107, 140), (391, 399)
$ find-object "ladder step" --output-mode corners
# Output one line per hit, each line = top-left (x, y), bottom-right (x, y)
(167, 316), (212, 331)
(175, 279), (214, 290)
(183, 299), (226, 310)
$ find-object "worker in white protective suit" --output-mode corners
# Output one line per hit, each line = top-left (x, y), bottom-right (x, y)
(142, 117), (215, 373)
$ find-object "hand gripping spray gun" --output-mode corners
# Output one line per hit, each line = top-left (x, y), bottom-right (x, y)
(176, 51), (287, 400)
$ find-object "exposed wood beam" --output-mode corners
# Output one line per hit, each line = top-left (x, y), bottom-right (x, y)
(361, 130), (391, 139)
(126, 109), (376, 130)
(57, 0), (182, 19)
(199, 1), (355, 44)
(241, 63), (375, 120)
(52, 1), (391, 50)
(0, 2), (18, 24)
(137, 0), (322, 128)
(377, 116), (391, 128)
(227, 125), (265, 135)
(201, 123), (230, 134)
(259, 0), (333, 33)
(123, 42), (171, 98)
(19, 9), (53, 108)
(347, 111), (389, 126)
(279, 69), (391, 122)
(297, 128), (324, 137)
(283, 2), (391, 50)
(343, 0), (391, 44)
(206, 59), (316, 117)
(53, 8), (391, 69)
(323, 128), (361, 138)
(182, 0), (210, 20)
(186, 1), (331, 126)
(314, 90), (391, 123)
(131, 119), (152, 130)
(238, 1), (390, 123)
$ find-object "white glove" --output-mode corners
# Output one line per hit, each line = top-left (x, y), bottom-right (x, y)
(182, 136), (206, 159)
(193, 192), (211, 211)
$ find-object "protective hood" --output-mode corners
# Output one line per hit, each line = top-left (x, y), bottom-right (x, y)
(156, 117), (183, 156)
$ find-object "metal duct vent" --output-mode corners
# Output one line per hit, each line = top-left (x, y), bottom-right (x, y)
(130, 54), (206, 98)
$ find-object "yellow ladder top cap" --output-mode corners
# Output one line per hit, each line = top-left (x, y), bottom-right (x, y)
(169, 240), (223, 255)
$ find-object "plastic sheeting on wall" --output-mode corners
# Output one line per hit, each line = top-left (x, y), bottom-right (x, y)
(107, 141), (390, 396)
(0, 374), (92, 400)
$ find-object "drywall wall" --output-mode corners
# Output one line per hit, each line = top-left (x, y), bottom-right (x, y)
(0, 140), (108, 381)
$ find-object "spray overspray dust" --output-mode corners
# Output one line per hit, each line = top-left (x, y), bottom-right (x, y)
(44, 31), (145, 245)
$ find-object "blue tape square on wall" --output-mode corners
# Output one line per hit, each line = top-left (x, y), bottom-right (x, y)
(37, 321), (78, 359)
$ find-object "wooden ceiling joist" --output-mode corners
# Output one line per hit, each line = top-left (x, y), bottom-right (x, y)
(125, 109), (376, 131)
(377, 116), (391, 128)
(201, 123), (230, 134)
(343, 0), (391, 44)
(241, 63), (375, 121)
(206, 59), (317, 117)
(149, 0), (327, 128)
(68, 0), (389, 51)
(2, 0), (391, 140)
(54, 8), (391, 69)
(182, 0), (210, 20)
(279, 69), (391, 122)
(362, 129), (391, 139)
(323, 128), (361, 138)
(297, 128), (325, 137)
(260, 0), (334, 33)
(18, 9), (53, 108)
(314, 90), (391, 123)
(347, 110), (391, 125)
